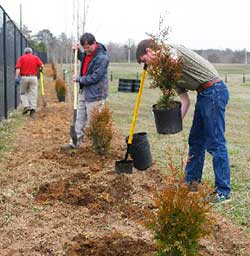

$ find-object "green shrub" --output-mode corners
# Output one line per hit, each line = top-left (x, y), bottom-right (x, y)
(51, 62), (57, 80)
(55, 79), (66, 101)
(85, 103), (113, 154)
(145, 162), (214, 256)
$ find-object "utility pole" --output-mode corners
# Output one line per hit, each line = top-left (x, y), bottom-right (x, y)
(245, 48), (248, 64)
(128, 39), (131, 63)
(19, 4), (22, 32)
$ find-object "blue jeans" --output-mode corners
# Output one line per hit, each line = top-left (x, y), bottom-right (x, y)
(185, 81), (230, 196)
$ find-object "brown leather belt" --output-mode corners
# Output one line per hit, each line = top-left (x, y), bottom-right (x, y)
(196, 77), (221, 93)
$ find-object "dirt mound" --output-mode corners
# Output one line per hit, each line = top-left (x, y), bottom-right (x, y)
(66, 232), (156, 256)
(35, 170), (137, 217)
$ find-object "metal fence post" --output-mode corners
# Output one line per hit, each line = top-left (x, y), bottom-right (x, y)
(14, 26), (18, 108)
(63, 69), (67, 81)
(110, 71), (113, 82)
(20, 32), (23, 54)
(3, 12), (8, 119)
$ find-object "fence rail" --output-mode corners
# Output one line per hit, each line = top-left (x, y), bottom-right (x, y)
(0, 5), (47, 121)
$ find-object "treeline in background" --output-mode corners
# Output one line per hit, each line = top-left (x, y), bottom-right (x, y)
(24, 27), (249, 64)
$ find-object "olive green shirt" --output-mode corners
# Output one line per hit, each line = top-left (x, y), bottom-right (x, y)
(169, 44), (220, 94)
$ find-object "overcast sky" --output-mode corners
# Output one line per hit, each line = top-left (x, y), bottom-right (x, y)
(1, 0), (250, 50)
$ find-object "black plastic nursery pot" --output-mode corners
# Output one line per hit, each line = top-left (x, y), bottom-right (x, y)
(126, 132), (152, 171)
(118, 79), (141, 93)
(152, 101), (182, 134)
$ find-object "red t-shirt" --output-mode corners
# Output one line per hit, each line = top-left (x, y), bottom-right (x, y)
(15, 53), (43, 76)
(81, 44), (98, 75)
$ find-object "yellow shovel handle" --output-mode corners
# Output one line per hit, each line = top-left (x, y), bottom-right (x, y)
(127, 65), (147, 145)
(40, 71), (45, 96)
(73, 49), (78, 110)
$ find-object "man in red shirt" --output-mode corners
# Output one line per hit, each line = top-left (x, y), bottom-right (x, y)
(15, 47), (44, 118)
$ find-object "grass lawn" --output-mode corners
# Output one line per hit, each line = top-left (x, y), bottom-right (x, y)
(109, 63), (250, 233)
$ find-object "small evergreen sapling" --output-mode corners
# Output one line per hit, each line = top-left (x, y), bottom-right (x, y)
(144, 157), (215, 256)
(85, 103), (113, 155)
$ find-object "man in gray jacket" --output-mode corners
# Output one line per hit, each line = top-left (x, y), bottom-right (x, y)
(61, 33), (109, 150)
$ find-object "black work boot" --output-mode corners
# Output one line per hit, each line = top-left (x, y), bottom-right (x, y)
(22, 107), (30, 115)
(30, 109), (36, 119)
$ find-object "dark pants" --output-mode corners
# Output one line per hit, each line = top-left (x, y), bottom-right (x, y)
(185, 81), (230, 196)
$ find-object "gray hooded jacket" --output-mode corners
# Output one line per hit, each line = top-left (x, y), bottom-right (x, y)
(77, 43), (109, 102)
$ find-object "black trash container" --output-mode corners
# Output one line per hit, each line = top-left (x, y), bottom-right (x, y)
(132, 79), (141, 93)
(126, 132), (152, 170)
(118, 79), (141, 93)
(118, 79), (133, 92)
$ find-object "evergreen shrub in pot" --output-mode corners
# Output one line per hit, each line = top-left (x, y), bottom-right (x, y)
(147, 25), (184, 134)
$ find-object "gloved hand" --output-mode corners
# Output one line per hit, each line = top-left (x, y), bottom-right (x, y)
(15, 78), (20, 86)
(40, 67), (43, 73)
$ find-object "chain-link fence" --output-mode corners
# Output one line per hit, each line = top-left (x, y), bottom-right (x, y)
(0, 5), (47, 121)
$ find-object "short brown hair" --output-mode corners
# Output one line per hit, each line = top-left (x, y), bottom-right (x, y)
(136, 39), (155, 63)
(80, 33), (96, 46)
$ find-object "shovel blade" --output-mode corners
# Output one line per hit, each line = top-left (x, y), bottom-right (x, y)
(115, 159), (133, 174)
(70, 110), (77, 145)
(70, 125), (77, 146)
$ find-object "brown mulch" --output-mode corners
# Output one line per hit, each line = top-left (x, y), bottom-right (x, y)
(0, 66), (250, 256)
